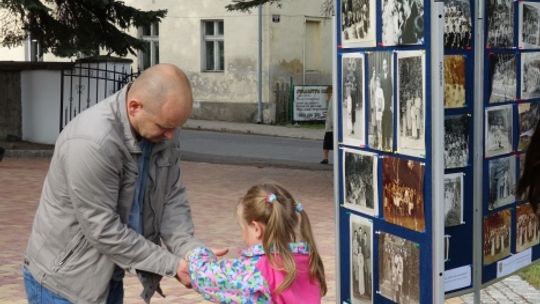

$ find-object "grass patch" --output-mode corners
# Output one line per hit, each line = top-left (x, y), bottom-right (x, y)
(284, 122), (325, 130)
(518, 261), (540, 289)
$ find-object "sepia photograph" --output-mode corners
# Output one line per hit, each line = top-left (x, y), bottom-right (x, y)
(486, 0), (514, 48)
(485, 105), (513, 158)
(516, 203), (540, 252)
(483, 209), (512, 265)
(444, 55), (466, 108)
(381, 0), (424, 46)
(518, 102), (540, 151)
(444, 114), (470, 169)
(519, 2), (540, 49)
(397, 51), (426, 158)
(444, 0), (472, 49)
(521, 52), (540, 100)
(368, 51), (393, 152)
(378, 232), (420, 304)
(488, 155), (516, 210)
(489, 53), (516, 104)
(383, 156), (425, 232)
(349, 214), (373, 304)
(341, 0), (377, 47)
(444, 173), (464, 227)
(342, 53), (366, 147)
(343, 148), (379, 216)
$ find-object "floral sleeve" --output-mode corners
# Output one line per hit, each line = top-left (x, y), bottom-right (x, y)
(186, 247), (272, 304)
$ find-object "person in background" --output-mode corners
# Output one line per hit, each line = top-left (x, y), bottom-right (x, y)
(321, 86), (334, 164)
(518, 119), (540, 219)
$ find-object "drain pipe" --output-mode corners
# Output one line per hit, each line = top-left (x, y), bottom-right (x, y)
(257, 4), (263, 123)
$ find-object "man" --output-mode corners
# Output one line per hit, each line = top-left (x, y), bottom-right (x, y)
(380, 57), (393, 151)
(23, 64), (225, 303)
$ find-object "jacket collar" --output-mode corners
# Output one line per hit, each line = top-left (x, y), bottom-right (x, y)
(240, 242), (310, 257)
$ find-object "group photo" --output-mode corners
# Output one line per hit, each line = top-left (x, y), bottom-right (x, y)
(349, 215), (373, 304)
(341, 0), (376, 47)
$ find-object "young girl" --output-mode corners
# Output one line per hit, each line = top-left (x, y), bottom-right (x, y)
(187, 183), (327, 303)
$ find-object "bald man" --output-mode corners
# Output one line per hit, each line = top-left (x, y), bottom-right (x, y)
(23, 64), (221, 304)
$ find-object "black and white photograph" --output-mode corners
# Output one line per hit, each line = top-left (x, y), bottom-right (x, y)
(489, 53), (517, 103)
(444, 173), (464, 227)
(483, 209), (512, 265)
(518, 102), (540, 151)
(381, 0), (424, 46)
(368, 51), (393, 151)
(341, 0), (377, 47)
(521, 52), (540, 100)
(488, 155), (516, 210)
(444, 55), (466, 108)
(519, 2), (540, 49)
(519, 153), (526, 182)
(444, 0), (472, 49)
(397, 50), (425, 158)
(343, 148), (378, 216)
(516, 203), (540, 252)
(444, 114), (470, 169)
(349, 214), (373, 304)
(486, 0), (514, 48)
(378, 232), (420, 304)
(485, 105), (513, 158)
(342, 53), (365, 147)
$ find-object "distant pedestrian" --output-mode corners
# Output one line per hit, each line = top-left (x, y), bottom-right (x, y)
(321, 86), (334, 164)
(187, 183), (327, 303)
(517, 119), (540, 219)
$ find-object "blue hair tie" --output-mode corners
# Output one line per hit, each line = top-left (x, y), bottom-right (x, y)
(295, 202), (304, 213)
(266, 193), (277, 204)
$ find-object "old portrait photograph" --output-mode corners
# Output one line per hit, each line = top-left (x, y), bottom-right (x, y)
(444, 173), (464, 227)
(341, 0), (377, 47)
(516, 203), (540, 252)
(485, 105), (513, 158)
(349, 214), (373, 304)
(486, 0), (514, 48)
(521, 52), (540, 100)
(444, 114), (470, 169)
(444, 0), (472, 49)
(488, 155), (516, 210)
(483, 209), (512, 265)
(379, 232), (420, 304)
(518, 102), (540, 151)
(519, 2), (540, 49)
(342, 53), (365, 147)
(519, 153), (526, 183)
(381, 0), (424, 46)
(383, 156), (425, 232)
(397, 50), (425, 158)
(368, 51), (393, 152)
(444, 55), (466, 108)
(489, 53), (516, 103)
(343, 148), (379, 216)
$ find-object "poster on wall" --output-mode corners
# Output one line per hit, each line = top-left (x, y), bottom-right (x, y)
(489, 53), (517, 104)
(519, 2), (540, 49)
(342, 53), (366, 147)
(518, 102), (540, 151)
(444, 0), (472, 49)
(483, 209), (512, 265)
(381, 0), (424, 46)
(488, 155), (516, 210)
(349, 214), (373, 304)
(368, 51), (393, 151)
(293, 86), (330, 121)
(485, 105), (513, 158)
(383, 156), (425, 232)
(521, 52), (540, 100)
(444, 55), (466, 108)
(516, 203), (540, 252)
(343, 149), (379, 216)
(341, 0), (377, 48)
(444, 114), (470, 169)
(444, 173), (464, 227)
(378, 232), (420, 304)
(396, 50), (426, 158)
(486, 0), (514, 48)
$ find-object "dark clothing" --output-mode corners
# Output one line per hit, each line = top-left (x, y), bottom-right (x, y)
(323, 132), (334, 150)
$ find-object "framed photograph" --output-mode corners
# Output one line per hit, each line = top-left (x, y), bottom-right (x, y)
(343, 148), (378, 216)
(518, 102), (540, 151)
(488, 53), (517, 103)
(378, 232), (420, 304)
(488, 155), (516, 210)
(349, 214), (373, 304)
(444, 0), (472, 49)
(485, 105), (513, 158)
(521, 52), (540, 100)
(342, 53), (366, 147)
(444, 55), (466, 108)
(519, 2), (540, 49)
(341, 0), (376, 48)
(383, 156), (425, 232)
(444, 173), (464, 227)
(516, 203), (540, 252)
(396, 50), (426, 158)
(483, 209), (512, 265)
(486, 0), (514, 48)
(444, 114), (470, 169)
(381, 0), (424, 46)
(368, 51), (393, 152)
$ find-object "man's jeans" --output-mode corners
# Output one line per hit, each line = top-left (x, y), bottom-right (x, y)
(23, 266), (124, 304)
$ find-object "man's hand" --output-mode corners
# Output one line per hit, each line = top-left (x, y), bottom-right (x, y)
(176, 259), (191, 288)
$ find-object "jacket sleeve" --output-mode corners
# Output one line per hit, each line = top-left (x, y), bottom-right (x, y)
(63, 138), (180, 278)
(187, 247), (272, 303)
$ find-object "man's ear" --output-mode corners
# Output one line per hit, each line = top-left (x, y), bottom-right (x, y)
(127, 99), (143, 117)
(251, 221), (265, 240)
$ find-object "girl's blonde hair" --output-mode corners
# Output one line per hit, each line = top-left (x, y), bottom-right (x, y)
(239, 183), (327, 295)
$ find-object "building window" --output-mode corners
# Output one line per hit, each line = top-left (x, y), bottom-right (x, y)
(202, 20), (224, 72)
(139, 22), (159, 70)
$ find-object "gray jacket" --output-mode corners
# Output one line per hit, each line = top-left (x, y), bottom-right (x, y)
(24, 85), (204, 303)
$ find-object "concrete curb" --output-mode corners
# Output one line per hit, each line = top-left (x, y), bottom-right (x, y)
(5, 150), (53, 158)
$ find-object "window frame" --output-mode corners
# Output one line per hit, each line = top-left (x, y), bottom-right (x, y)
(201, 19), (224, 72)
(139, 22), (160, 70)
